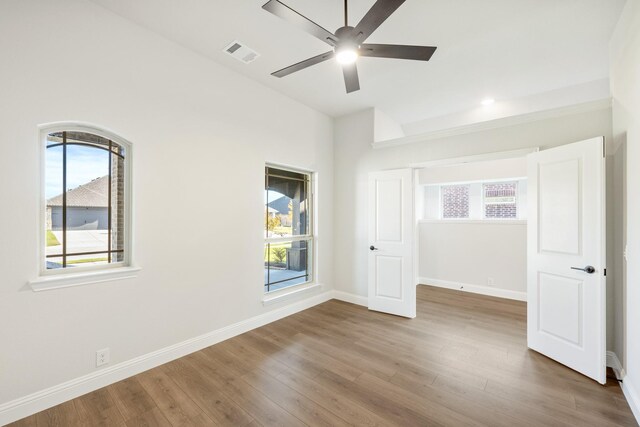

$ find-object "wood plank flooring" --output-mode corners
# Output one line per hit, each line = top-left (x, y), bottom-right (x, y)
(9, 285), (637, 426)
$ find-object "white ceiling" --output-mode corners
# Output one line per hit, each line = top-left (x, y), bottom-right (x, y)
(89, 0), (626, 125)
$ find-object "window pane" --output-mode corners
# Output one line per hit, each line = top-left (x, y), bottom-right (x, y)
(45, 131), (127, 269)
(66, 253), (109, 266)
(264, 240), (311, 292)
(45, 144), (64, 266)
(64, 145), (109, 259)
(265, 168), (309, 238)
(46, 256), (64, 270)
(442, 185), (470, 218)
(484, 182), (517, 219)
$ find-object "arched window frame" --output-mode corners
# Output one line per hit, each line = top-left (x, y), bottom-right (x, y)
(31, 123), (136, 290)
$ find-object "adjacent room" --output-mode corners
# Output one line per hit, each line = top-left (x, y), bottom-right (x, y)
(1, 0), (640, 425)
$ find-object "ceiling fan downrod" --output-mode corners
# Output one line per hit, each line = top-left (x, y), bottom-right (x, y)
(344, 0), (348, 27)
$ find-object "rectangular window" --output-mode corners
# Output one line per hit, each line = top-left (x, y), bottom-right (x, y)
(441, 184), (470, 219)
(484, 182), (517, 219)
(264, 166), (313, 293)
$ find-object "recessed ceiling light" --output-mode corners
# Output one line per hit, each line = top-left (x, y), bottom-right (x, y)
(481, 98), (495, 106)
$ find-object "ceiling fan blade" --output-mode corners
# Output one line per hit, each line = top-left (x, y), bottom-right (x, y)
(262, 0), (337, 46)
(359, 43), (437, 61)
(272, 51), (335, 78)
(342, 63), (360, 93)
(353, 0), (405, 43)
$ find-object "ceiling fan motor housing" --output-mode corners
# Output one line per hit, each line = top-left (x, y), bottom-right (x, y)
(334, 26), (359, 49)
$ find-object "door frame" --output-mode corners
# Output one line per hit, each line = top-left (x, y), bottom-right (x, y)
(411, 147), (540, 298)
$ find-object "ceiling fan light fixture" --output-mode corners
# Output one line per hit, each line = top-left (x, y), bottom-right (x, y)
(336, 48), (358, 65)
(263, 0), (438, 93)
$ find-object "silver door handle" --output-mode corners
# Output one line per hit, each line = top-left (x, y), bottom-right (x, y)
(369, 245), (379, 251)
(571, 266), (596, 274)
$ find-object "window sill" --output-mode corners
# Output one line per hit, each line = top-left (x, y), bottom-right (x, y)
(419, 219), (527, 225)
(262, 283), (322, 306)
(29, 266), (141, 292)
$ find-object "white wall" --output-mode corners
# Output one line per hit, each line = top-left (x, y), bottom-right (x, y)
(610, 0), (640, 419)
(417, 158), (527, 297)
(418, 157), (527, 185)
(419, 222), (527, 298)
(0, 0), (333, 413)
(334, 106), (612, 298)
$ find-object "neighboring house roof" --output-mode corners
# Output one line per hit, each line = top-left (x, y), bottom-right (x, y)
(267, 197), (290, 215)
(47, 176), (108, 208)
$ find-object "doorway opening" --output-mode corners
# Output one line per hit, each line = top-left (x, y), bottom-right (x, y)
(415, 155), (529, 303)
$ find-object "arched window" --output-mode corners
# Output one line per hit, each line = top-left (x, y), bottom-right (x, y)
(43, 128), (129, 271)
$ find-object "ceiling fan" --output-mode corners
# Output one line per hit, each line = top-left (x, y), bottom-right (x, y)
(262, 0), (437, 93)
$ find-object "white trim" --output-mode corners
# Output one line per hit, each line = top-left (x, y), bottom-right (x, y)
(263, 283), (322, 305)
(332, 290), (368, 307)
(419, 177), (527, 187)
(0, 290), (334, 426)
(264, 161), (314, 175)
(264, 235), (312, 243)
(621, 377), (640, 425)
(264, 164), (316, 291)
(418, 219), (526, 225)
(29, 266), (141, 291)
(606, 351), (624, 379)
(605, 352), (640, 424)
(418, 278), (527, 301)
(374, 98), (612, 150)
(411, 148), (538, 169)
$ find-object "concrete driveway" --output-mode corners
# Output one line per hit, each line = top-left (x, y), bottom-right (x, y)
(46, 230), (108, 256)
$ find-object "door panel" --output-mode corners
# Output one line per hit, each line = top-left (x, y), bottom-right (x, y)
(375, 256), (404, 299)
(376, 180), (403, 242)
(368, 169), (415, 318)
(527, 137), (606, 384)
(537, 273), (583, 346)
(539, 159), (581, 254)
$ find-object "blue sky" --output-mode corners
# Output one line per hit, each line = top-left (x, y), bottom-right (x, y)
(45, 145), (109, 199)
(264, 190), (285, 204)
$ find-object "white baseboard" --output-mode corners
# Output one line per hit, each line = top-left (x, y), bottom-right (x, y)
(3, 286), (634, 425)
(0, 290), (334, 426)
(606, 351), (624, 379)
(607, 351), (640, 425)
(596, 353), (639, 424)
(418, 277), (527, 301)
(332, 290), (368, 307)
(622, 377), (640, 425)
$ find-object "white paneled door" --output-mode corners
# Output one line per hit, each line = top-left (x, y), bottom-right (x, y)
(368, 169), (415, 318)
(527, 137), (606, 384)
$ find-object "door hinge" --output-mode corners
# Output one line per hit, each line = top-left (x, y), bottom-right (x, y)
(604, 268), (607, 276)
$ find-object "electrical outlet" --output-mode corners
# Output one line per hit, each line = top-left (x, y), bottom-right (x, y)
(487, 277), (495, 286)
(96, 348), (110, 367)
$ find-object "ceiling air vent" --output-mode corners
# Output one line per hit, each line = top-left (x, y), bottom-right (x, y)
(224, 41), (260, 64)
